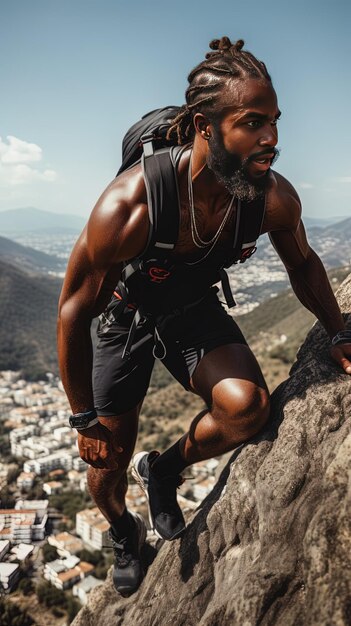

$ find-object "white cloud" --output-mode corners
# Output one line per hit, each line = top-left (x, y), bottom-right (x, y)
(298, 182), (314, 189)
(0, 135), (42, 164)
(1, 164), (57, 185)
(333, 176), (351, 184)
(0, 135), (57, 187)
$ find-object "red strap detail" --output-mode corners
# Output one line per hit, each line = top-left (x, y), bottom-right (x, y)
(148, 267), (171, 283)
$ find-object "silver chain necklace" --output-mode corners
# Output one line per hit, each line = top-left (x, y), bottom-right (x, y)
(187, 153), (235, 253)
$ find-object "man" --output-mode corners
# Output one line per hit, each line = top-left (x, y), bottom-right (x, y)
(57, 36), (351, 596)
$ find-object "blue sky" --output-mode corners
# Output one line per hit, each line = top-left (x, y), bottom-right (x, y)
(1, 0), (351, 220)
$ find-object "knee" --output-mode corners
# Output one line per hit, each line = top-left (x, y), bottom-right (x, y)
(212, 381), (270, 439)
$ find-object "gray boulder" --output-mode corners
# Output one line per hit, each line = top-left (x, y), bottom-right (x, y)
(72, 274), (351, 626)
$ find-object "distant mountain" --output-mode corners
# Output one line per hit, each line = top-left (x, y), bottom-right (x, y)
(0, 258), (62, 379)
(0, 207), (86, 234)
(302, 215), (350, 229)
(0, 235), (64, 274)
(1, 207), (348, 236)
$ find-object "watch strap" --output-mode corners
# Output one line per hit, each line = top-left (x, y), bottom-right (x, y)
(69, 409), (98, 430)
(331, 330), (351, 346)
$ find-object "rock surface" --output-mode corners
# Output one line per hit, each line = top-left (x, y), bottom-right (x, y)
(72, 275), (351, 626)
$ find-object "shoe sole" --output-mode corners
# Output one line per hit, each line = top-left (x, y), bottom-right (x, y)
(131, 452), (162, 539)
(131, 452), (185, 541)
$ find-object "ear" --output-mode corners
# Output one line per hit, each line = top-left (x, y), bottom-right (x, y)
(193, 112), (212, 140)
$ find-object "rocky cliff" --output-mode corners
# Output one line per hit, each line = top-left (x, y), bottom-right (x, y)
(72, 275), (351, 626)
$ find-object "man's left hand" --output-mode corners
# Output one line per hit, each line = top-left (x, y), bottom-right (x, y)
(330, 343), (351, 375)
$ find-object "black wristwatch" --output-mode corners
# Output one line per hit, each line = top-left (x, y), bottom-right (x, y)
(331, 330), (351, 346)
(69, 409), (99, 430)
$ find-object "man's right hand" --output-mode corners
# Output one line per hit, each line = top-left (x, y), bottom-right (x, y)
(77, 422), (123, 470)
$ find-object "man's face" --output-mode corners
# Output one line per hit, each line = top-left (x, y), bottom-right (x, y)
(206, 79), (280, 201)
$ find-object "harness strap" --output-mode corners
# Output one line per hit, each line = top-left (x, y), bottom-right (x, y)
(219, 269), (236, 308)
(121, 259), (140, 282)
(122, 307), (144, 359)
(118, 290), (212, 360)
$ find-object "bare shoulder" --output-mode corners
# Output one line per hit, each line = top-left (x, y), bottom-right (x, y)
(85, 163), (149, 266)
(261, 170), (302, 234)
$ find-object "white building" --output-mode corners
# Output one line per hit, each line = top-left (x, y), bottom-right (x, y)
(73, 456), (87, 472)
(11, 437), (52, 459)
(0, 502), (48, 543)
(0, 540), (10, 560)
(10, 542), (34, 562)
(44, 557), (94, 590)
(23, 449), (78, 475)
(43, 481), (63, 495)
(10, 425), (39, 445)
(67, 470), (82, 488)
(73, 575), (103, 604)
(53, 427), (75, 446)
(76, 508), (110, 551)
(0, 562), (20, 592)
(48, 532), (84, 557)
(17, 472), (35, 491)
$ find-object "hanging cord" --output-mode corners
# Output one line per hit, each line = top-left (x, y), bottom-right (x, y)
(152, 327), (167, 360)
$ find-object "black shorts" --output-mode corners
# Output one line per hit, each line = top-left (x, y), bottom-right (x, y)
(92, 288), (247, 416)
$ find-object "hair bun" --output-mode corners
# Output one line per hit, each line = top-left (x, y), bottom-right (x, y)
(209, 39), (220, 50)
(219, 36), (232, 50)
(233, 39), (244, 51)
(209, 37), (245, 54)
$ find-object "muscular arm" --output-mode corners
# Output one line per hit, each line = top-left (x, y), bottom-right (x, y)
(265, 173), (346, 339)
(57, 170), (149, 414)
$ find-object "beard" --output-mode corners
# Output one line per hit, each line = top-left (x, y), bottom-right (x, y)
(207, 128), (280, 202)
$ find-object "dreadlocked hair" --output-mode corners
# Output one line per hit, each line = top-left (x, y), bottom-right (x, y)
(167, 36), (271, 145)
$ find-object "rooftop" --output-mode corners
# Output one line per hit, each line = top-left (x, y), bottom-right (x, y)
(57, 566), (81, 582)
(0, 562), (20, 575)
(78, 561), (94, 574)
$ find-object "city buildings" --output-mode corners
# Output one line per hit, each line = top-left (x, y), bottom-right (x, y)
(76, 508), (110, 551)
(0, 503), (47, 543)
(44, 556), (95, 590)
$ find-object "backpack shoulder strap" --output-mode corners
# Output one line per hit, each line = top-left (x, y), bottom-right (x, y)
(140, 142), (185, 255)
(120, 143), (184, 285)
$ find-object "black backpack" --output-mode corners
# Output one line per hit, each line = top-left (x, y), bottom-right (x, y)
(116, 106), (265, 303)
(99, 107), (266, 357)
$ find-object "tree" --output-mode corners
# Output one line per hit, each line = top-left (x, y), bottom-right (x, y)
(76, 548), (101, 566)
(0, 597), (34, 626)
(7, 466), (21, 484)
(41, 543), (59, 563)
(66, 596), (81, 622)
(18, 578), (34, 596)
(36, 581), (66, 608)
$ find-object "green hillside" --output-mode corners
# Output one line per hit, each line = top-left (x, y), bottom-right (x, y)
(0, 235), (63, 274)
(0, 252), (349, 392)
(0, 260), (61, 379)
(238, 265), (350, 342)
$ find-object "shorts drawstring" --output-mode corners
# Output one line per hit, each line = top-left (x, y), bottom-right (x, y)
(122, 308), (143, 359)
(152, 327), (167, 360)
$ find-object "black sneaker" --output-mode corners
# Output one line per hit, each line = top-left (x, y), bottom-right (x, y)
(109, 511), (147, 596)
(131, 451), (186, 541)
